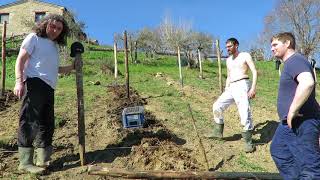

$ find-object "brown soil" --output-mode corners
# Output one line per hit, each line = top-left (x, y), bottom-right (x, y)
(0, 90), (19, 111)
(0, 85), (203, 179)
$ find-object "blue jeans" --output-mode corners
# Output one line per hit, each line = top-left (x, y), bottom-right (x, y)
(270, 119), (320, 180)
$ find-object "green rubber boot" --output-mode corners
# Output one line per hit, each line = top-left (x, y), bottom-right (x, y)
(18, 147), (45, 174)
(34, 146), (53, 168)
(241, 130), (256, 153)
(205, 123), (224, 139)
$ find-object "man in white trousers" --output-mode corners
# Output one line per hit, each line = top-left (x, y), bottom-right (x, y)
(206, 38), (257, 153)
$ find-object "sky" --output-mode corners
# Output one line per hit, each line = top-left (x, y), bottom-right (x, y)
(1, 0), (276, 51)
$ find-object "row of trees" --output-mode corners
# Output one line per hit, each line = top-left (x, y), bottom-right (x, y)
(114, 16), (214, 68)
(114, 0), (320, 62)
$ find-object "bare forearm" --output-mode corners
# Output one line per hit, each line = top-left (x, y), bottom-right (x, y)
(14, 49), (29, 99)
(251, 70), (257, 91)
(15, 49), (29, 83)
(15, 60), (24, 83)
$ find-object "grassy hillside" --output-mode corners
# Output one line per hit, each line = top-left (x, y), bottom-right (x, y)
(1, 44), (320, 179)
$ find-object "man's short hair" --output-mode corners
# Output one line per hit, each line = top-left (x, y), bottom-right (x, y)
(226, 38), (239, 46)
(271, 32), (296, 50)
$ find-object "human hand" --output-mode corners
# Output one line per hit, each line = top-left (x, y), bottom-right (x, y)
(247, 89), (256, 99)
(13, 82), (25, 100)
(287, 110), (303, 128)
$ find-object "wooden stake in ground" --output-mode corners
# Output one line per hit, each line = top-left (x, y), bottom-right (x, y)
(187, 104), (209, 171)
(198, 48), (203, 79)
(177, 45), (183, 87)
(1, 21), (7, 96)
(70, 42), (86, 166)
(215, 40), (223, 94)
(124, 31), (130, 98)
(113, 34), (118, 79)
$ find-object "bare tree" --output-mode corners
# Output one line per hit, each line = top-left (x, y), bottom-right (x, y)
(158, 15), (192, 86)
(137, 27), (162, 59)
(262, 0), (320, 58)
(191, 32), (213, 55)
(249, 47), (264, 61)
(114, 33), (124, 49)
(127, 31), (139, 63)
(190, 31), (214, 66)
(180, 35), (194, 68)
(158, 15), (192, 53)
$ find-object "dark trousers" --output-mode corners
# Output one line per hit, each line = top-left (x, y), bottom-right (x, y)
(270, 119), (320, 180)
(18, 77), (55, 148)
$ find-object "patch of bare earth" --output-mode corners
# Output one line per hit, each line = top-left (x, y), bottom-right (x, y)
(0, 90), (20, 178)
(149, 73), (279, 172)
(0, 85), (203, 179)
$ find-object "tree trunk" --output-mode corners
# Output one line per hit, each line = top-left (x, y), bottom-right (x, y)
(177, 46), (183, 87)
(130, 40), (134, 63)
(198, 49), (203, 79)
(134, 41), (138, 63)
(186, 51), (191, 68)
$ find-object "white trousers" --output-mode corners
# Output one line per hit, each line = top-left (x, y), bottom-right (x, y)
(212, 79), (254, 130)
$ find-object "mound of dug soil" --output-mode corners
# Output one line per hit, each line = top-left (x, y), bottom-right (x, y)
(128, 137), (199, 171)
(104, 85), (202, 171)
(0, 90), (18, 112)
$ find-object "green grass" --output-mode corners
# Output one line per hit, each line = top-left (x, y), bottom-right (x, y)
(2, 49), (320, 124)
(1, 49), (318, 129)
(54, 115), (68, 128)
(237, 153), (267, 172)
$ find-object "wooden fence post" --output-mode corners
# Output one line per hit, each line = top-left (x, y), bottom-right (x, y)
(215, 40), (223, 94)
(1, 21), (7, 96)
(70, 42), (86, 166)
(124, 31), (130, 98)
(113, 34), (118, 79)
(198, 48), (203, 79)
(177, 45), (183, 87)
